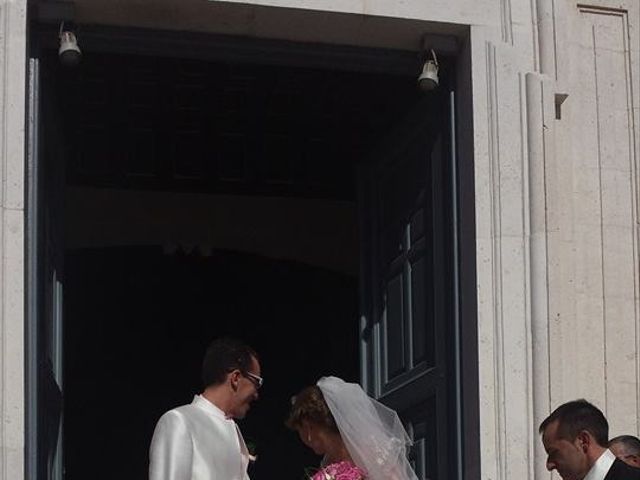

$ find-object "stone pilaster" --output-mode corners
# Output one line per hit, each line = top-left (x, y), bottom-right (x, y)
(0, 2), (27, 480)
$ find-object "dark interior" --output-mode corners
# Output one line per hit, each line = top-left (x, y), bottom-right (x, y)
(64, 246), (359, 479)
(40, 33), (429, 479)
(53, 42), (421, 200)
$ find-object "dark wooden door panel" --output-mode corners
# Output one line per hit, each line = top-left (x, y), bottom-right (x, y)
(359, 91), (453, 480)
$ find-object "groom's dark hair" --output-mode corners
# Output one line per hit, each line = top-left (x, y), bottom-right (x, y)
(201, 337), (258, 388)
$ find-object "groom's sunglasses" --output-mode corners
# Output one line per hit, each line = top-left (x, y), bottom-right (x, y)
(242, 371), (264, 389)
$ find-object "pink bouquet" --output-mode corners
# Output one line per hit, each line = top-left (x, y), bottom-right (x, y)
(309, 461), (366, 480)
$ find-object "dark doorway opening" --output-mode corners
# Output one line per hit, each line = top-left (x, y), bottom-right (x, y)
(34, 30), (439, 479)
(64, 246), (358, 479)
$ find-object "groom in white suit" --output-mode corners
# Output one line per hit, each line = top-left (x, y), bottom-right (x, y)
(149, 337), (262, 480)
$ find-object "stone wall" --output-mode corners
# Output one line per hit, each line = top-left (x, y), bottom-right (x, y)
(0, 1), (638, 479)
(470, 0), (639, 478)
(0, 2), (26, 480)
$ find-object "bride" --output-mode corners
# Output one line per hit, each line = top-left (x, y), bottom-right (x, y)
(286, 376), (419, 480)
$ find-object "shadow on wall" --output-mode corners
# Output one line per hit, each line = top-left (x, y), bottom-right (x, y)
(63, 245), (359, 480)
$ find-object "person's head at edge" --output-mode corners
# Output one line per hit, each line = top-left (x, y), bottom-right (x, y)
(539, 399), (609, 480)
(285, 385), (350, 463)
(609, 435), (640, 468)
(201, 337), (261, 419)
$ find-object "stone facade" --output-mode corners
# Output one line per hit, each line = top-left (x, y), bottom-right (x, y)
(0, 2), (26, 480)
(0, 0), (638, 479)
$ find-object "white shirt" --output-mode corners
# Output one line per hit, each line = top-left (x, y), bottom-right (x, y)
(149, 395), (251, 480)
(584, 449), (616, 480)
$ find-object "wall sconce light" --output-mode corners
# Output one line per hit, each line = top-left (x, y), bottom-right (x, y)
(59, 22), (81, 66)
(417, 49), (439, 92)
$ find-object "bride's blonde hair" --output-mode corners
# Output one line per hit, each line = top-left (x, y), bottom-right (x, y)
(285, 385), (339, 434)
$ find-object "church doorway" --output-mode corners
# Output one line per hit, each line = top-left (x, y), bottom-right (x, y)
(28, 25), (461, 480)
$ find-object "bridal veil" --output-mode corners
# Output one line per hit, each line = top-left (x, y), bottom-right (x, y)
(317, 376), (419, 480)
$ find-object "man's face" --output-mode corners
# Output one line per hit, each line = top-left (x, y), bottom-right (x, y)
(542, 421), (590, 480)
(229, 355), (261, 419)
(610, 442), (640, 468)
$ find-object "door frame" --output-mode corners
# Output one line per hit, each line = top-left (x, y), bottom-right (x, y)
(25, 22), (478, 479)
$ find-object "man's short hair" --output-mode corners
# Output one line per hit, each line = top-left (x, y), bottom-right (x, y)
(610, 435), (640, 455)
(538, 399), (609, 447)
(201, 337), (258, 388)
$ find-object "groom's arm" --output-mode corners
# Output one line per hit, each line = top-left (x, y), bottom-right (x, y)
(149, 411), (193, 480)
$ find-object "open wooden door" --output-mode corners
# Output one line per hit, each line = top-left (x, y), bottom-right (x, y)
(26, 51), (66, 480)
(358, 87), (457, 480)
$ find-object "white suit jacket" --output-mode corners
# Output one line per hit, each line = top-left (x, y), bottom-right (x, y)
(149, 395), (251, 480)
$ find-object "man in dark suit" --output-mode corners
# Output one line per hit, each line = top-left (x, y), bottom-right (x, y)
(610, 435), (640, 468)
(539, 399), (640, 480)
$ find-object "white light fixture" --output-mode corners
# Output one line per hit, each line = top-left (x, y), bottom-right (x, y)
(417, 49), (439, 92)
(58, 22), (81, 66)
